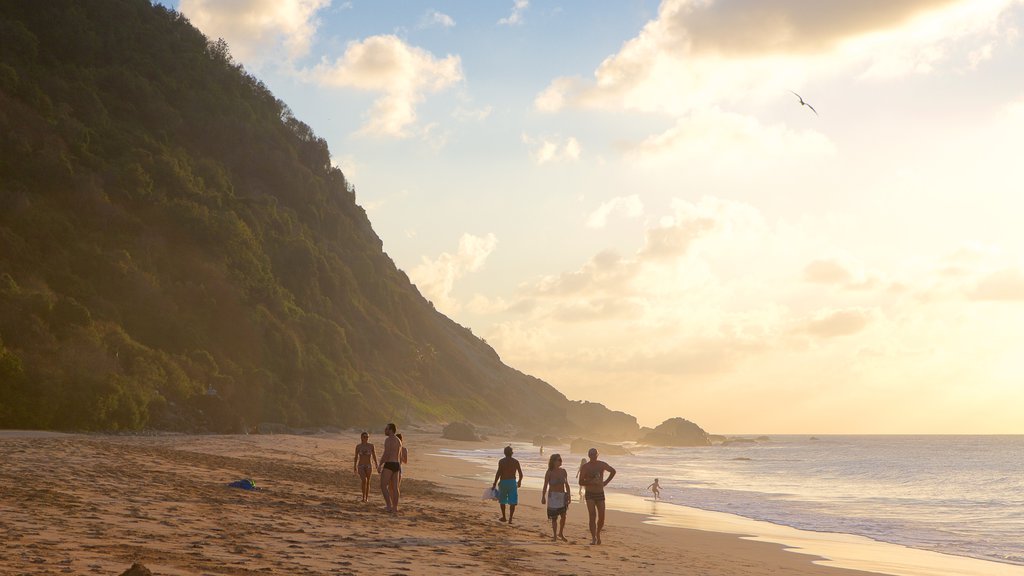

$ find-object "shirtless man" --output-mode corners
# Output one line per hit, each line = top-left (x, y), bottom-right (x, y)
(378, 423), (402, 513)
(491, 446), (523, 523)
(579, 447), (616, 545)
(353, 432), (378, 502)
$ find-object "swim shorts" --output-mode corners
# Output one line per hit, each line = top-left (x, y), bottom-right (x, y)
(547, 492), (567, 518)
(585, 491), (606, 503)
(498, 478), (518, 506)
(382, 461), (401, 473)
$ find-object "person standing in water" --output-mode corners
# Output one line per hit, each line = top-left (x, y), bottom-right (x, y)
(541, 453), (571, 542)
(575, 458), (587, 498)
(647, 478), (661, 500)
(491, 445), (523, 523)
(378, 423), (402, 513)
(353, 432), (378, 502)
(579, 447), (616, 545)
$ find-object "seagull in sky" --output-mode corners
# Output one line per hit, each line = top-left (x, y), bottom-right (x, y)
(790, 91), (818, 116)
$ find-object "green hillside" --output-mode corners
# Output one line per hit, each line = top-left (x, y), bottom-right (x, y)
(0, 0), (573, 432)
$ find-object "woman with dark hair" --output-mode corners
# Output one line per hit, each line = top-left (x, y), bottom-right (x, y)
(541, 453), (571, 542)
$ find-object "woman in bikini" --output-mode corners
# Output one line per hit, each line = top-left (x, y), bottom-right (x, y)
(541, 453), (571, 542)
(353, 432), (378, 502)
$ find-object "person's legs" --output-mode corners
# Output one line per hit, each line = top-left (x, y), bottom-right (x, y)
(550, 514), (558, 540)
(380, 468), (394, 511)
(389, 472), (400, 513)
(558, 511), (567, 540)
(362, 467), (374, 498)
(499, 503), (507, 521)
(508, 503), (516, 523)
(596, 499), (606, 544)
(586, 497), (598, 544)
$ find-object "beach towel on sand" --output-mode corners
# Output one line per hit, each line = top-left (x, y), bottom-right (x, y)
(228, 479), (259, 490)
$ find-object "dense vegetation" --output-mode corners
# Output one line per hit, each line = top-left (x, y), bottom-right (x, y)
(0, 0), (571, 432)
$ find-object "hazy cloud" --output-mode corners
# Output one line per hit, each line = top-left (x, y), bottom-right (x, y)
(802, 309), (873, 338)
(522, 133), (581, 165)
(310, 35), (463, 138)
(970, 268), (1024, 301)
(420, 10), (455, 29)
(498, 0), (529, 26)
(803, 259), (854, 285)
(586, 195), (644, 228)
(410, 233), (498, 313)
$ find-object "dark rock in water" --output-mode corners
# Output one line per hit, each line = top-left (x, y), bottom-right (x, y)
(640, 417), (711, 447)
(810, 436), (820, 441)
(442, 421), (481, 441)
(119, 564), (154, 576)
(721, 437), (756, 446)
(569, 438), (633, 456)
(732, 457), (752, 461)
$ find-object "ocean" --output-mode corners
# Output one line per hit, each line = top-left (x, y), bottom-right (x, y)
(439, 435), (1024, 574)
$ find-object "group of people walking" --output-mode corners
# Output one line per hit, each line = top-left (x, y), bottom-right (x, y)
(491, 445), (616, 545)
(353, 423), (407, 513)
(354, 428), (622, 545)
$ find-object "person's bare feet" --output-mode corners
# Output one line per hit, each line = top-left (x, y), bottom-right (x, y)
(559, 535), (567, 542)
(499, 517), (507, 522)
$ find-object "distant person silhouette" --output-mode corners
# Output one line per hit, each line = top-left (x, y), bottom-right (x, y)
(575, 458), (587, 497)
(647, 478), (661, 500)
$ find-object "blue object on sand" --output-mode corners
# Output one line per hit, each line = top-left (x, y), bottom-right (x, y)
(228, 479), (258, 490)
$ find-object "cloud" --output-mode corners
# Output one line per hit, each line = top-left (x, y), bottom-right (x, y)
(522, 133), (582, 165)
(586, 195), (645, 228)
(498, 0), (529, 26)
(420, 10), (455, 29)
(801, 309), (873, 338)
(623, 108), (834, 168)
(310, 35), (463, 138)
(410, 233), (498, 313)
(535, 0), (1015, 115)
(803, 259), (854, 285)
(970, 268), (1024, 301)
(179, 0), (330, 63)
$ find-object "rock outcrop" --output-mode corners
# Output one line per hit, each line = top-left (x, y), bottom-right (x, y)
(564, 401), (640, 441)
(640, 417), (711, 447)
(442, 421), (482, 441)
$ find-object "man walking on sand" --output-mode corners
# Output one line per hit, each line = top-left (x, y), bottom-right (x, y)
(491, 445), (523, 523)
(354, 432), (378, 502)
(378, 423), (402, 513)
(579, 447), (616, 545)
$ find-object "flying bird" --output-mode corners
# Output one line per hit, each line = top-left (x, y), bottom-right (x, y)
(790, 91), (818, 116)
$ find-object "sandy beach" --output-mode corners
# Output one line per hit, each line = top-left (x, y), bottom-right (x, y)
(0, 430), (894, 575)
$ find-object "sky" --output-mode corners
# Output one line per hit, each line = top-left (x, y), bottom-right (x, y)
(156, 0), (1024, 434)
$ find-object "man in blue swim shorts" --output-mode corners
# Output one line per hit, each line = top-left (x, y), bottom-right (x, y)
(491, 445), (524, 523)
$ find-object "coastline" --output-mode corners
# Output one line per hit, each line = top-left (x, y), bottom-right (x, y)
(1, 430), (1019, 576)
